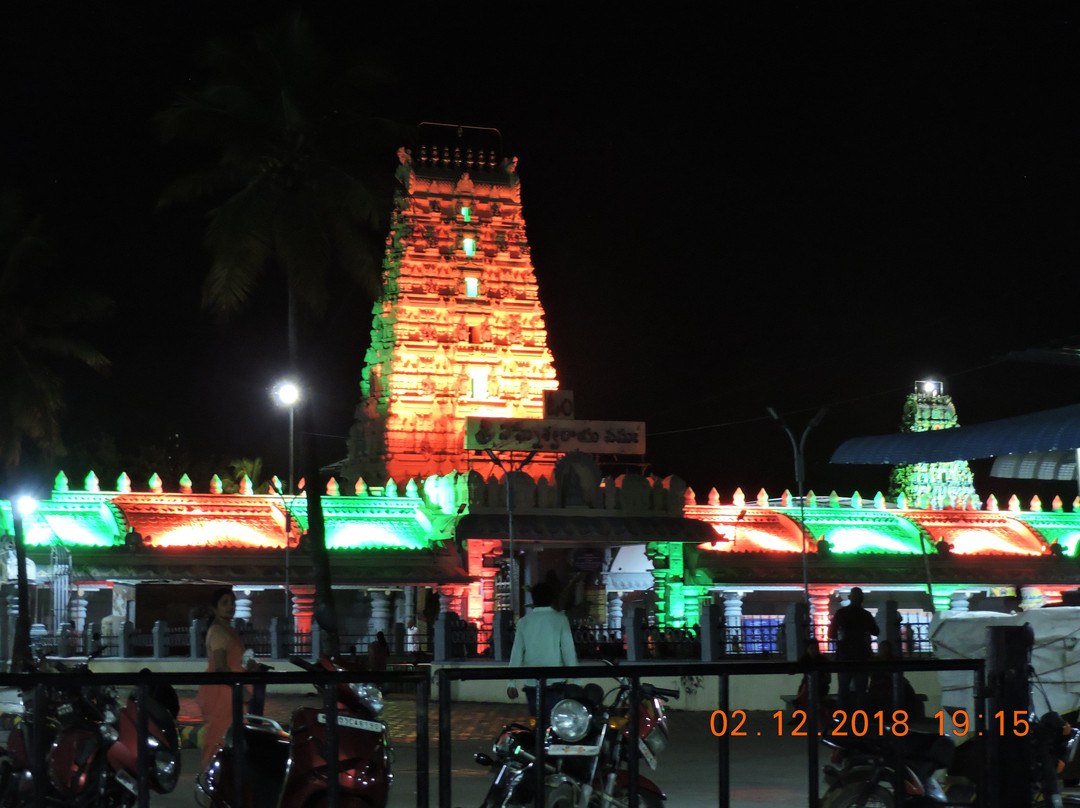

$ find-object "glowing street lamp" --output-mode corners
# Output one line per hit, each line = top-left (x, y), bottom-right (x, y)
(273, 380), (302, 632)
(274, 381), (301, 494)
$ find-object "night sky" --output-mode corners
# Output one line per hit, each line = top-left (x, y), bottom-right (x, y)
(4, 4), (1080, 505)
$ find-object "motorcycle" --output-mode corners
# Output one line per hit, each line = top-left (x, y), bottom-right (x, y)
(0, 652), (181, 807)
(820, 708), (1080, 807)
(474, 673), (678, 808)
(194, 654), (392, 808)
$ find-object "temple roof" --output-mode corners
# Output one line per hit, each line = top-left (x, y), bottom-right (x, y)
(832, 402), (1080, 464)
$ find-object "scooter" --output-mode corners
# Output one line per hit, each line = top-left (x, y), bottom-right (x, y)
(0, 652), (181, 807)
(48, 675), (182, 805)
(194, 654), (392, 808)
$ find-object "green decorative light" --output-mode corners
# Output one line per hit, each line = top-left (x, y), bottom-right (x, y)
(1, 498), (120, 547)
(781, 506), (930, 555)
(826, 527), (919, 554)
(465, 276), (479, 297)
(1004, 512), (1080, 556)
(463, 237), (475, 256)
(326, 522), (428, 549)
(461, 206), (471, 223)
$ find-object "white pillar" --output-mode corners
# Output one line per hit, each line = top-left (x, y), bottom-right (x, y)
(235, 590), (253, 623)
(723, 591), (744, 654)
(69, 592), (88, 651)
(370, 591), (392, 636)
(607, 593), (623, 632)
(949, 592), (970, 612)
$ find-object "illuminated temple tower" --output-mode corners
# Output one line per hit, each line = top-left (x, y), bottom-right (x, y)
(888, 380), (978, 507)
(345, 126), (559, 485)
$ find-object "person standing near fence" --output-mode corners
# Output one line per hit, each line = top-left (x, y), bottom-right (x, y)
(196, 586), (259, 771)
(368, 631), (389, 671)
(828, 586), (879, 713)
(506, 582), (578, 717)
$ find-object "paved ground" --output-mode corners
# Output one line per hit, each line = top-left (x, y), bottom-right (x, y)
(157, 691), (816, 807)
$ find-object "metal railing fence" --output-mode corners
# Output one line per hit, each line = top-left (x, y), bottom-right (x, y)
(0, 666), (430, 808)
(437, 657), (987, 808)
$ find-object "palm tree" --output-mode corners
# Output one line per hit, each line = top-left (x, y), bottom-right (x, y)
(223, 457), (265, 494)
(0, 188), (111, 670)
(0, 190), (112, 472)
(156, 12), (391, 362)
(157, 14), (397, 652)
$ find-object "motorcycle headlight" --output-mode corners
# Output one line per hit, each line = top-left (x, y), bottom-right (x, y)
(351, 682), (384, 716)
(643, 726), (668, 757)
(152, 745), (179, 792)
(550, 699), (591, 743)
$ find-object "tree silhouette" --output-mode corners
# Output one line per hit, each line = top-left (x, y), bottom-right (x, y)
(157, 12), (392, 364)
(157, 14), (399, 651)
(0, 188), (111, 670)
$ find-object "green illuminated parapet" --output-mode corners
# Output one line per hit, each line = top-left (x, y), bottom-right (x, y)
(778, 506), (933, 554)
(289, 485), (441, 551)
(1007, 512), (1080, 556)
(2, 474), (446, 552)
(0, 492), (125, 547)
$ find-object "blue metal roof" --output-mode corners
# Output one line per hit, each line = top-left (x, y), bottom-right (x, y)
(831, 403), (1080, 465)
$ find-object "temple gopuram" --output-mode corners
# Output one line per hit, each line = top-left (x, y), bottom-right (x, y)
(3, 125), (1080, 662)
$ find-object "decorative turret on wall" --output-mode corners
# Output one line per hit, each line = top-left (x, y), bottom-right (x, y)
(345, 126), (559, 486)
(888, 380), (977, 508)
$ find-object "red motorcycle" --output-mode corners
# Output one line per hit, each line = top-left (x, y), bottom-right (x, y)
(194, 655), (392, 808)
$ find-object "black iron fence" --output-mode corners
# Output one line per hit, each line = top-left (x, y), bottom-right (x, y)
(0, 665), (430, 808)
(437, 658), (988, 808)
(20, 609), (936, 667)
(0, 654), (991, 808)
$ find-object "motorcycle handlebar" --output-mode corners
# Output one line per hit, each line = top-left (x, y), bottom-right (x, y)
(650, 686), (680, 700)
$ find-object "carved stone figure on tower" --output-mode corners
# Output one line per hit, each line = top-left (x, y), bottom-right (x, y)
(394, 146), (412, 201)
(455, 172), (475, 195)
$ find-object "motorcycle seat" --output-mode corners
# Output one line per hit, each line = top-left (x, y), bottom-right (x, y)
(900, 731), (955, 769)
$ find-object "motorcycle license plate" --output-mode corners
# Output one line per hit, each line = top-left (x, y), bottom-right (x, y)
(316, 713), (382, 733)
(548, 743), (600, 756)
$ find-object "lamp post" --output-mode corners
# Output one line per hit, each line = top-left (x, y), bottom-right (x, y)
(767, 407), (827, 614)
(10, 496), (36, 672)
(484, 449), (536, 620)
(274, 380), (301, 494)
(274, 380), (301, 627)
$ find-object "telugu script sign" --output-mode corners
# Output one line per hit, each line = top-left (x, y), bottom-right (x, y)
(465, 418), (646, 455)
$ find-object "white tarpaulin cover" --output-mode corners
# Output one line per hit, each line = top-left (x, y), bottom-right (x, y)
(931, 609), (1080, 716)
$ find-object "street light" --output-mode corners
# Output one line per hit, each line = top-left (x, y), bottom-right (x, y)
(274, 380), (301, 494)
(767, 406), (827, 610)
(9, 495), (36, 671)
(274, 379), (301, 629)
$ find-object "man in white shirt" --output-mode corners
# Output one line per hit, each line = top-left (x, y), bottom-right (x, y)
(506, 582), (578, 716)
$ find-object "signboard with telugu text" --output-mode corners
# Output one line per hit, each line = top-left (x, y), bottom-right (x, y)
(465, 417), (646, 455)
